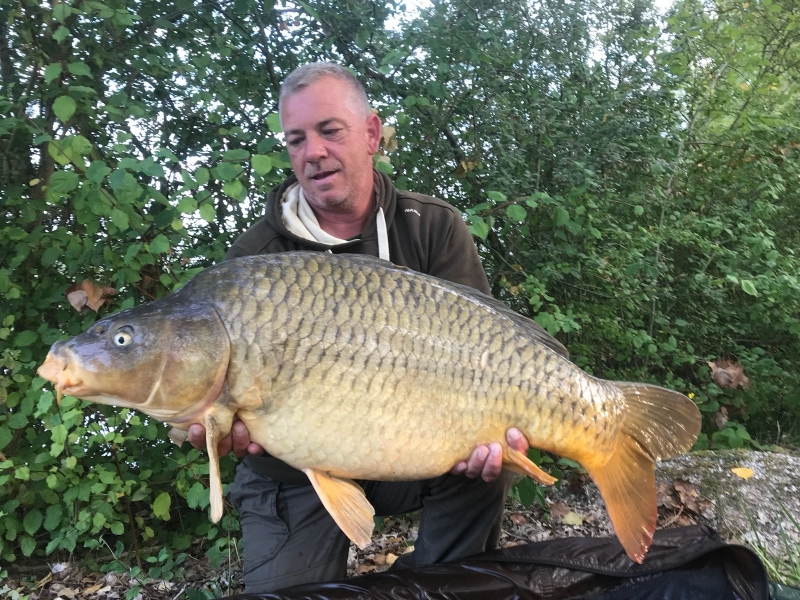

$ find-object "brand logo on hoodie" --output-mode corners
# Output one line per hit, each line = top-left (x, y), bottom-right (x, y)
(405, 208), (421, 217)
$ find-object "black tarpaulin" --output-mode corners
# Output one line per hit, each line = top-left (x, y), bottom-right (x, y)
(231, 525), (771, 600)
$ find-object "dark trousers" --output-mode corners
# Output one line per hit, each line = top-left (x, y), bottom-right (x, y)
(227, 455), (514, 593)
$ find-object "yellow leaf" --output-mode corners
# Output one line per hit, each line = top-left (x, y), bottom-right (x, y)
(29, 178), (41, 186)
(731, 467), (754, 480)
(562, 511), (584, 525)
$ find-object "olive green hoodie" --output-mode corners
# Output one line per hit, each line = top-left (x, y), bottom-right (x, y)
(227, 170), (490, 295)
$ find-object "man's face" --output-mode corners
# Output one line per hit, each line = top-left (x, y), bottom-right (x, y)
(281, 76), (381, 213)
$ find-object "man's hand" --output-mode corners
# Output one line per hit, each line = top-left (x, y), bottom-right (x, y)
(187, 420), (265, 459)
(451, 428), (528, 482)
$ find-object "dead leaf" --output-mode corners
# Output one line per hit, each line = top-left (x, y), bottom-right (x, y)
(83, 583), (104, 595)
(66, 280), (117, 313)
(381, 125), (398, 152)
(373, 553), (388, 566)
(355, 564), (377, 575)
(509, 513), (526, 525)
(731, 467), (754, 480)
(672, 479), (714, 518)
(657, 481), (678, 509)
(385, 552), (397, 566)
(548, 501), (569, 520)
(708, 360), (750, 389)
(453, 160), (478, 178)
(66, 289), (89, 312)
(33, 573), (52, 590)
(713, 409), (729, 430)
(562, 511), (584, 526)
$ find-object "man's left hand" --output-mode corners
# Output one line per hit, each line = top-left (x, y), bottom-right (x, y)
(451, 428), (528, 482)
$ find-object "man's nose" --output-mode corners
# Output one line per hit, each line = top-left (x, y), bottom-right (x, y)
(305, 132), (328, 162)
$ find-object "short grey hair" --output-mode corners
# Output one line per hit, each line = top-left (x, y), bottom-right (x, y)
(279, 62), (371, 118)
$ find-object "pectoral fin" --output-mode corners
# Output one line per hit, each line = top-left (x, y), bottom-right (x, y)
(204, 409), (234, 523)
(303, 469), (375, 549)
(503, 447), (558, 486)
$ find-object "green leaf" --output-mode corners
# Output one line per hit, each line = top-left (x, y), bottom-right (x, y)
(214, 162), (240, 182)
(52, 26), (70, 42)
(199, 204), (216, 223)
(44, 504), (63, 531)
(7, 413), (29, 429)
(41, 246), (61, 267)
(14, 330), (37, 347)
(222, 179), (244, 199)
(186, 482), (209, 509)
(506, 205), (527, 222)
(487, 190), (507, 202)
(44, 63), (62, 83)
(71, 135), (93, 154)
(20, 535), (36, 557)
(52, 96), (77, 122)
(266, 112), (282, 132)
(176, 197), (197, 214)
(53, 3), (73, 22)
(634, 205), (644, 216)
(149, 234), (171, 255)
(65, 456), (77, 469)
(67, 62), (91, 77)
(0, 426), (11, 451)
(741, 279), (758, 296)
(222, 148), (250, 161)
(93, 512), (107, 530)
(554, 207), (570, 226)
(468, 217), (489, 240)
(375, 160), (393, 174)
(124, 243), (141, 264)
(23, 509), (43, 536)
(152, 492), (171, 520)
(251, 154), (272, 175)
(49, 171), (79, 193)
(86, 161), (111, 183)
(110, 208), (130, 231)
(111, 521), (125, 535)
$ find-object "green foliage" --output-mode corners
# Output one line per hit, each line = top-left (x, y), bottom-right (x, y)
(2, 0), (799, 571)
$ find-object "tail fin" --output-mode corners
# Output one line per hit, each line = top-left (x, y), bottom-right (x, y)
(586, 383), (700, 563)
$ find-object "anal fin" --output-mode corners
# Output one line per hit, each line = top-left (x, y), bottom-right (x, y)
(303, 469), (375, 549)
(503, 447), (558, 486)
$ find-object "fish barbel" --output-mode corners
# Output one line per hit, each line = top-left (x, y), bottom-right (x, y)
(38, 252), (700, 562)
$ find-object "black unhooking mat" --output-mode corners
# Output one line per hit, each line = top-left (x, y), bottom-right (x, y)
(231, 525), (781, 600)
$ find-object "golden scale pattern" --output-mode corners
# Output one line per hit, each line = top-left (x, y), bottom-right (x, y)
(181, 253), (626, 478)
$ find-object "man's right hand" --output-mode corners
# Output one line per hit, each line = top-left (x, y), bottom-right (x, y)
(188, 420), (265, 459)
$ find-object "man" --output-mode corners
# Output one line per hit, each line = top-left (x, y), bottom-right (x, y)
(189, 62), (529, 593)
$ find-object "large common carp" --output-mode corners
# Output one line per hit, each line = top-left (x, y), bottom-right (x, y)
(38, 252), (700, 563)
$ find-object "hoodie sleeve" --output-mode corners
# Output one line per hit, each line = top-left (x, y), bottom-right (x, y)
(427, 208), (491, 295)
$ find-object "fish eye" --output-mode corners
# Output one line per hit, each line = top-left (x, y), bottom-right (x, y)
(112, 329), (133, 347)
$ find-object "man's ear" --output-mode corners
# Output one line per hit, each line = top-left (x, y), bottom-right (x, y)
(365, 112), (382, 155)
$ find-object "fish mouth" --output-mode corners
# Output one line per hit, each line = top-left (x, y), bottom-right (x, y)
(38, 352), (86, 405)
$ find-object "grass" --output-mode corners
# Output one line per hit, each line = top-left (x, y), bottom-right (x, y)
(742, 495), (800, 588)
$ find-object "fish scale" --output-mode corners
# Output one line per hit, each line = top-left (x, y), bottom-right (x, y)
(38, 251), (700, 563)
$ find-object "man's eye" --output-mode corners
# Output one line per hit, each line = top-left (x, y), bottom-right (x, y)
(287, 138), (303, 147)
(323, 129), (341, 137)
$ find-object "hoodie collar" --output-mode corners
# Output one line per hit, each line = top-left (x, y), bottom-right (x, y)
(266, 169), (397, 258)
